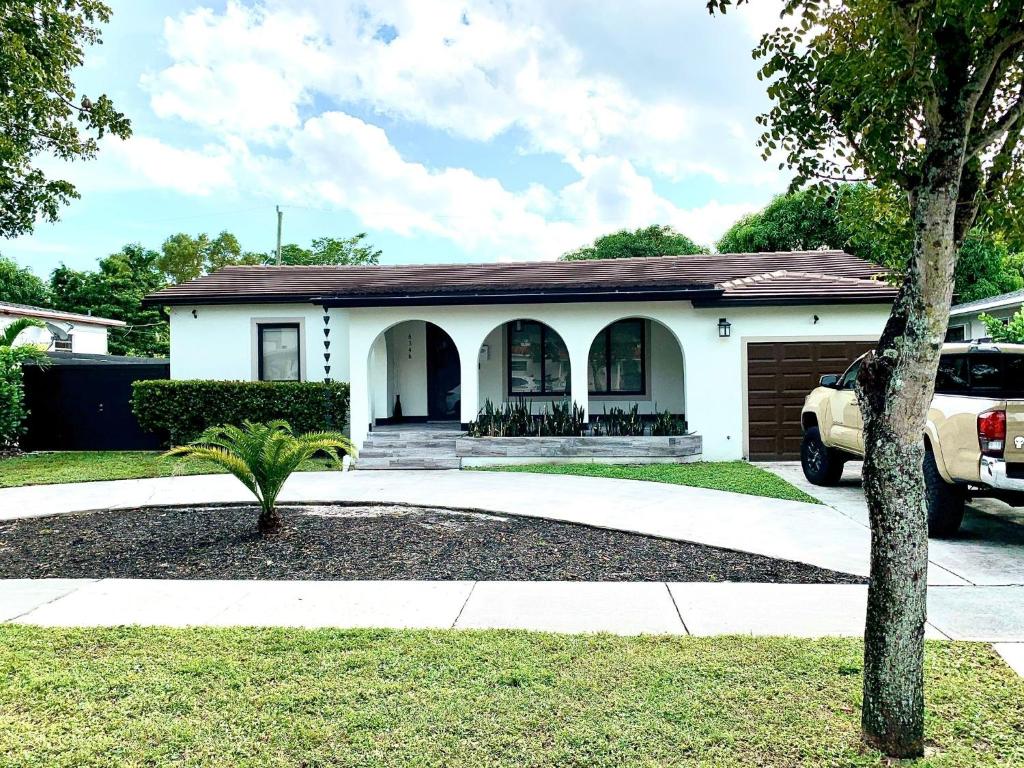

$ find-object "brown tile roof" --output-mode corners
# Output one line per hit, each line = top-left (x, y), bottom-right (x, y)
(144, 250), (896, 307)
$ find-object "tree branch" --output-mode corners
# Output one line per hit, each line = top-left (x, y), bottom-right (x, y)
(969, 85), (1024, 157)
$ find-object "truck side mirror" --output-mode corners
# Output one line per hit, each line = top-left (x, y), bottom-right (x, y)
(819, 374), (840, 388)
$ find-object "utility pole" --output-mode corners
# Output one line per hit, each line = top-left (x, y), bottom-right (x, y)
(275, 205), (283, 265)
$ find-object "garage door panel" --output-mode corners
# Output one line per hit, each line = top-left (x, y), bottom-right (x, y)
(746, 340), (875, 461)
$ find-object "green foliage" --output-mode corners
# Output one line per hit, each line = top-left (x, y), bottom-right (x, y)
(0, 1), (131, 237)
(651, 409), (688, 437)
(717, 185), (865, 255)
(468, 399), (587, 437)
(476, 461), (818, 503)
(0, 350), (29, 448)
(954, 232), (1024, 303)
(592, 404), (645, 437)
(0, 320), (48, 448)
(537, 401), (586, 437)
(0, 257), (52, 307)
(270, 234), (382, 266)
(0, 318), (45, 350)
(979, 309), (1024, 344)
(165, 420), (354, 533)
(131, 379), (351, 446)
(158, 231), (262, 284)
(50, 244), (169, 357)
(718, 183), (1024, 303)
(468, 399), (537, 437)
(561, 225), (708, 261)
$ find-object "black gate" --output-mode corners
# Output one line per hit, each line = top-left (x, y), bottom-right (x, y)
(21, 353), (169, 451)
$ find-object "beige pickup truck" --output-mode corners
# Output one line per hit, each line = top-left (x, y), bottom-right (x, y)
(800, 342), (1024, 536)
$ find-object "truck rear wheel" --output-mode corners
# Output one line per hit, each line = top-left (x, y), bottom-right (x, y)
(801, 427), (845, 486)
(924, 448), (965, 537)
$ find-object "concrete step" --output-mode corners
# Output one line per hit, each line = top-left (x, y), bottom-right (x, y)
(359, 447), (459, 458)
(362, 438), (459, 451)
(355, 456), (462, 470)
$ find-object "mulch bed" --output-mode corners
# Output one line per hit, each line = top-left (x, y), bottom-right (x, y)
(0, 503), (866, 583)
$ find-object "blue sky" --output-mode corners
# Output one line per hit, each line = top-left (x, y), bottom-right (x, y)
(5, 0), (789, 277)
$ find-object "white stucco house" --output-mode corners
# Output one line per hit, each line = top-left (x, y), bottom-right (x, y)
(947, 289), (1024, 341)
(0, 301), (123, 355)
(145, 250), (896, 462)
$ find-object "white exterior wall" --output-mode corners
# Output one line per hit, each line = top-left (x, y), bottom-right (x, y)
(344, 300), (891, 460)
(168, 304), (350, 382)
(165, 300), (889, 460)
(0, 314), (110, 354)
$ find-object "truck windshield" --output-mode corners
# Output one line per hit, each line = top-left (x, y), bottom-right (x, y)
(936, 353), (1024, 398)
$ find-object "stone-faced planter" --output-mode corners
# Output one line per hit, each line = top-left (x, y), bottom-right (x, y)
(456, 434), (702, 466)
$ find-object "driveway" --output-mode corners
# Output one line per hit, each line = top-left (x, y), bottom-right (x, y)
(1, 469), (1023, 650)
(764, 461), (1024, 586)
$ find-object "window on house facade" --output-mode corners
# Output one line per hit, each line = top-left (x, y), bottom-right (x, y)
(506, 320), (569, 395)
(944, 324), (967, 343)
(588, 319), (645, 395)
(52, 336), (72, 352)
(258, 323), (301, 381)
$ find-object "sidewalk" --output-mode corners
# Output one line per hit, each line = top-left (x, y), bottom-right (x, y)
(4, 578), (1022, 646)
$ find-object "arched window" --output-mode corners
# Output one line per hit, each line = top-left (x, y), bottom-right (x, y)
(505, 320), (570, 395)
(588, 319), (645, 395)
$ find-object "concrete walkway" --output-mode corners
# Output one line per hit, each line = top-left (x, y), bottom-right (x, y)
(0, 578), (978, 640)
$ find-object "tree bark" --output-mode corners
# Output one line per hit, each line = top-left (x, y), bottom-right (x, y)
(258, 505), (283, 535)
(857, 184), (960, 758)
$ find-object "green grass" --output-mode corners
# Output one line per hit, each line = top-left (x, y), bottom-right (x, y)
(0, 451), (338, 488)
(474, 461), (819, 503)
(0, 627), (1020, 767)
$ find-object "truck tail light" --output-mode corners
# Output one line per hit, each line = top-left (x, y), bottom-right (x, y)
(978, 409), (1006, 457)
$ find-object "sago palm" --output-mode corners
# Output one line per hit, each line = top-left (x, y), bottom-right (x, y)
(165, 419), (355, 534)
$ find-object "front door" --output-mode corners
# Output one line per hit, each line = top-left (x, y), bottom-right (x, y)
(426, 324), (460, 420)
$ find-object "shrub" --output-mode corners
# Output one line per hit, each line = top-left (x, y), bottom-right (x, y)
(468, 398), (587, 437)
(651, 409), (688, 436)
(592, 404), (645, 437)
(0, 349), (29, 448)
(132, 380), (350, 445)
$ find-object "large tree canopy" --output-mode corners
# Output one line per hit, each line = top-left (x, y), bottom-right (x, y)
(712, 0), (1024, 757)
(0, 255), (52, 307)
(718, 183), (1024, 303)
(0, 1), (130, 239)
(158, 231), (262, 284)
(561, 225), (708, 261)
(270, 234), (382, 266)
(51, 245), (168, 357)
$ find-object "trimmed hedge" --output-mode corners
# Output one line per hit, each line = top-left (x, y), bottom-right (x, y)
(131, 380), (350, 445)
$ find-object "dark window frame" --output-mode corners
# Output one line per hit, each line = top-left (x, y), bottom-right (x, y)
(589, 319), (646, 396)
(257, 322), (302, 382)
(506, 320), (569, 396)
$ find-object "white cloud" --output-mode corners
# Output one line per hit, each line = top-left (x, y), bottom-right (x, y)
(123, 0), (786, 260)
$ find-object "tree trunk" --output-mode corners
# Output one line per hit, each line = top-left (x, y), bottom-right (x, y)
(258, 505), (283, 535)
(857, 185), (960, 758)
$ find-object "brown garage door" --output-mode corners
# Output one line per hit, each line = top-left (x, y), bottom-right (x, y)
(747, 340), (876, 461)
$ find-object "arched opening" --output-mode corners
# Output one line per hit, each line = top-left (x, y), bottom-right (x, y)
(477, 318), (571, 413)
(587, 317), (685, 428)
(367, 320), (462, 426)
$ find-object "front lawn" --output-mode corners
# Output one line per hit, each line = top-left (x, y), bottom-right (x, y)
(0, 451), (338, 488)
(0, 627), (1020, 767)
(474, 461), (818, 503)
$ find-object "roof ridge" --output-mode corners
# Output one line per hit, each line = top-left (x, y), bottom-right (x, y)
(213, 249), (865, 273)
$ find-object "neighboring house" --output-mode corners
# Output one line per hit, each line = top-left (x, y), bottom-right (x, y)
(144, 250), (896, 462)
(947, 289), (1024, 341)
(0, 301), (124, 355)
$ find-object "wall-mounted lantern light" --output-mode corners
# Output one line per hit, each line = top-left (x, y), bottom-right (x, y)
(717, 317), (732, 338)
(192, 309), (198, 319)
